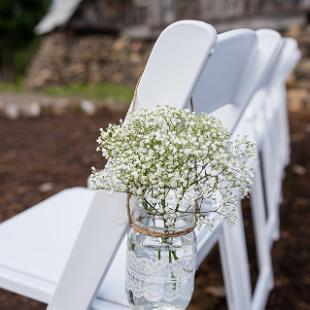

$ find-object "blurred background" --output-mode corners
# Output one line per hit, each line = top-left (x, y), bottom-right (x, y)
(0, 0), (309, 309)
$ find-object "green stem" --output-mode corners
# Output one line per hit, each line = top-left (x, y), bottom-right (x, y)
(172, 250), (178, 261)
(157, 249), (161, 260)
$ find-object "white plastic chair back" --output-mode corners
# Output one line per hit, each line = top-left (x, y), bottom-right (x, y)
(193, 29), (256, 113)
(264, 37), (300, 169)
(192, 29), (258, 310)
(270, 38), (300, 167)
(244, 31), (283, 242)
(192, 28), (275, 310)
(249, 31), (295, 248)
(269, 37), (300, 87)
(245, 30), (283, 149)
(257, 36), (301, 246)
(193, 29), (257, 131)
(134, 20), (217, 110)
(239, 29), (283, 143)
(48, 20), (217, 310)
(255, 29), (283, 88)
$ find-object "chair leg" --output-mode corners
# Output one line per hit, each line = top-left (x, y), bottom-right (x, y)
(221, 205), (252, 310)
(261, 137), (280, 244)
(250, 161), (274, 310)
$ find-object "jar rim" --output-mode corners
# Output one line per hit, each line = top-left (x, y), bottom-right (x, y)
(130, 206), (196, 234)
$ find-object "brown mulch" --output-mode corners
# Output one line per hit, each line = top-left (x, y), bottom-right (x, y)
(0, 108), (309, 309)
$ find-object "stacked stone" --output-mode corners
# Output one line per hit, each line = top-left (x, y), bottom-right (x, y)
(26, 33), (153, 89)
(4, 25), (308, 119)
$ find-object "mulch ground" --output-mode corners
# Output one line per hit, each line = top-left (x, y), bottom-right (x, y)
(0, 108), (309, 309)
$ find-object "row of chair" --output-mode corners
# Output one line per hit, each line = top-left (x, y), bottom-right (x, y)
(0, 20), (300, 309)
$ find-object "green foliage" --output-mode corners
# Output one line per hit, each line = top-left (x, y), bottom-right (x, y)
(13, 39), (41, 77)
(0, 0), (50, 79)
(0, 80), (133, 103)
(0, 79), (25, 92)
(43, 83), (133, 103)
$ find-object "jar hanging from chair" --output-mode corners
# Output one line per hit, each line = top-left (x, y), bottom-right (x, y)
(125, 201), (197, 310)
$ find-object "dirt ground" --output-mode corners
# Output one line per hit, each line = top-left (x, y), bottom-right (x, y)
(0, 106), (309, 309)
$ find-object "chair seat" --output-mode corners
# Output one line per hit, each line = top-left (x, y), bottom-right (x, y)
(0, 187), (130, 307)
(0, 187), (94, 302)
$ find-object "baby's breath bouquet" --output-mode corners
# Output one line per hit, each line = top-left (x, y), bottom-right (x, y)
(91, 105), (255, 309)
(91, 105), (255, 227)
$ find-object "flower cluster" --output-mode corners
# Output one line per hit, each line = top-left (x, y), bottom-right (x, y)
(91, 105), (255, 226)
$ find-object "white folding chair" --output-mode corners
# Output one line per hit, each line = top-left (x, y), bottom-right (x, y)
(0, 20), (217, 310)
(193, 28), (275, 310)
(246, 30), (300, 247)
(49, 20), (220, 310)
(265, 37), (300, 199)
(245, 29), (284, 245)
(265, 37), (300, 246)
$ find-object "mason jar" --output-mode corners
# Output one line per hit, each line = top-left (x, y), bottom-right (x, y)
(125, 204), (197, 310)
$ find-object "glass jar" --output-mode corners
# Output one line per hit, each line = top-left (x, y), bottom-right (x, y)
(125, 204), (197, 310)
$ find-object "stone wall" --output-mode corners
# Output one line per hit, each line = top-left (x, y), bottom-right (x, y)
(26, 32), (153, 89)
(4, 25), (310, 119)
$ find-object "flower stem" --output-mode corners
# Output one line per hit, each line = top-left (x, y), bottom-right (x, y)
(172, 250), (178, 261)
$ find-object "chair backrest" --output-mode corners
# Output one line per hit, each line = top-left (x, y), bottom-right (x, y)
(134, 20), (217, 110)
(269, 37), (301, 87)
(263, 37), (300, 120)
(47, 20), (217, 310)
(192, 29), (283, 132)
(234, 29), (283, 114)
(254, 29), (284, 90)
(193, 28), (257, 114)
(250, 35), (301, 250)
(192, 29), (260, 309)
(192, 29), (284, 310)
(193, 28), (258, 132)
(243, 29), (284, 132)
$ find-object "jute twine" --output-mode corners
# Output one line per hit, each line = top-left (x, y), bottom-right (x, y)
(126, 79), (198, 237)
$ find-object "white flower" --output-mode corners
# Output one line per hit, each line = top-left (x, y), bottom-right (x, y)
(91, 105), (256, 228)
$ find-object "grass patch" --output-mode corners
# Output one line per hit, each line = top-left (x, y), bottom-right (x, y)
(0, 80), (26, 93)
(43, 83), (133, 103)
(0, 82), (134, 103)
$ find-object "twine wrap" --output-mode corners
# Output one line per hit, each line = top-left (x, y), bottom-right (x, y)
(126, 79), (198, 237)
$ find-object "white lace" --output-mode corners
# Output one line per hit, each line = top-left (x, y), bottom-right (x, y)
(125, 251), (195, 303)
